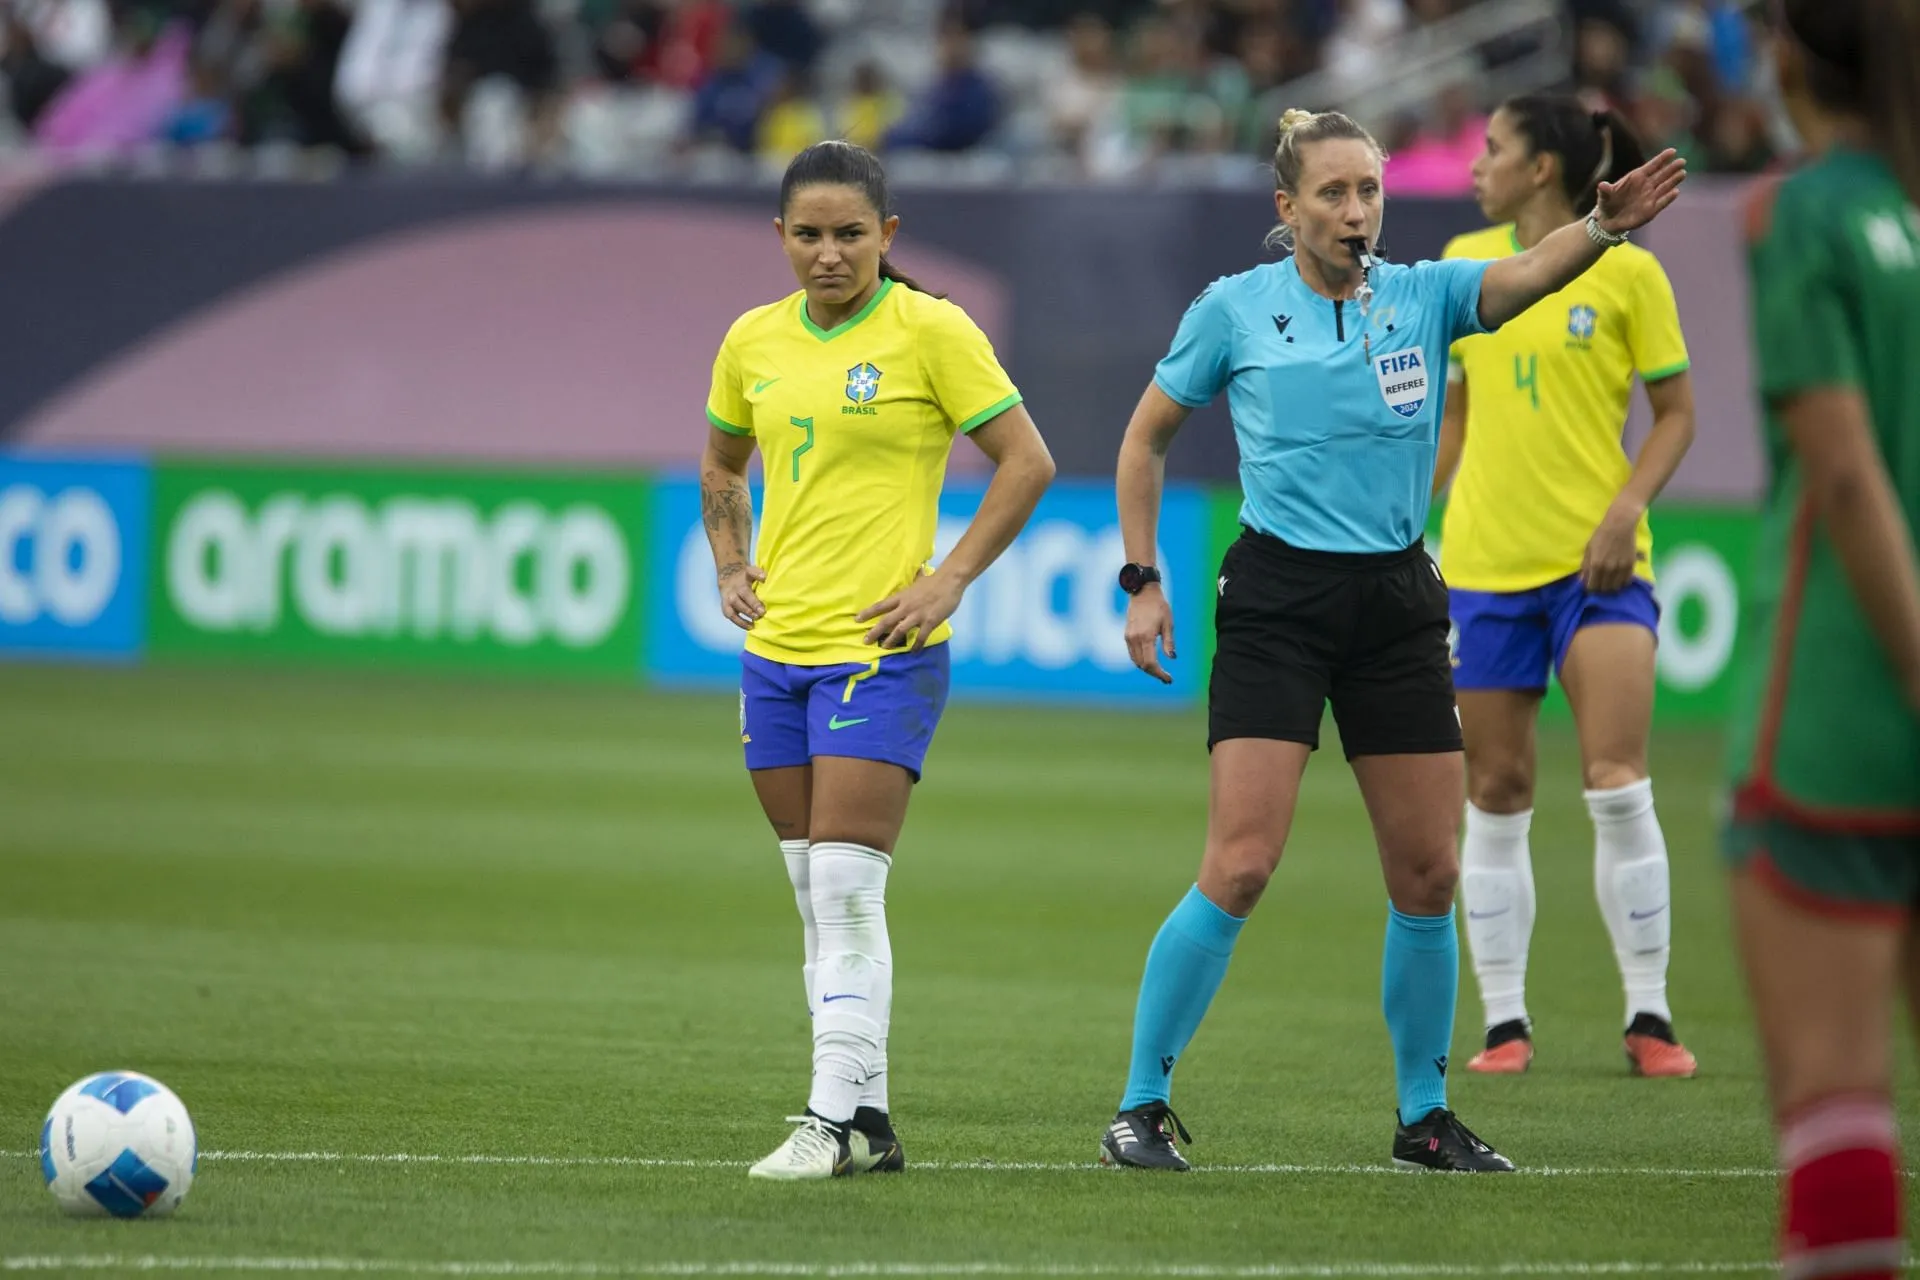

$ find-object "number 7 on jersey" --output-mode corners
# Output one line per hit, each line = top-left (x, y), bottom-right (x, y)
(789, 416), (814, 481)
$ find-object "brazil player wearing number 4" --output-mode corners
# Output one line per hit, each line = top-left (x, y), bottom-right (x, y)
(1104, 107), (1685, 1174)
(1433, 96), (1700, 1080)
(1719, 0), (1920, 1272)
(702, 141), (1055, 1181)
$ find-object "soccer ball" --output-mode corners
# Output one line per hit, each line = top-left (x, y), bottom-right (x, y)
(39, 1071), (196, 1218)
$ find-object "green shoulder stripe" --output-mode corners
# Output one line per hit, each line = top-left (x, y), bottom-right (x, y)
(957, 393), (1023, 434)
(706, 407), (752, 436)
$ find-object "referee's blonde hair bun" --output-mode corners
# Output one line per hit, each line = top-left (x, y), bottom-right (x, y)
(1277, 108), (1320, 137)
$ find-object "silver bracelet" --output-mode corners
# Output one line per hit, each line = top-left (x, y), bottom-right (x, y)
(1586, 211), (1630, 248)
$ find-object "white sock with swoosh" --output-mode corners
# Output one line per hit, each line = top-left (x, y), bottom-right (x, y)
(806, 841), (892, 1124)
(1461, 803), (1535, 1032)
(1588, 779), (1674, 1027)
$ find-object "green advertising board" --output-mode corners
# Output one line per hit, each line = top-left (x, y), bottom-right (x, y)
(148, 461), (650, 677)
(1202, 489), (1756, 724)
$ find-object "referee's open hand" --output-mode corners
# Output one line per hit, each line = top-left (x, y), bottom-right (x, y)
(1594, 147), (1688, 235)
(1125, 587), (1176, 684)
(718, 563), (767, 631)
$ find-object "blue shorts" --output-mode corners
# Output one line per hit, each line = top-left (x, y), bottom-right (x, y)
(1448, 574), (1660, 692)
(741, 643), (951, 781)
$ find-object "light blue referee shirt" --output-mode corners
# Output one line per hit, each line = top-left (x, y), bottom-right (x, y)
(1155, 254), (1494, 553)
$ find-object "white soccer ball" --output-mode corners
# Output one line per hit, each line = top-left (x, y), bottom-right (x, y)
(39, 1071), (196, 1218)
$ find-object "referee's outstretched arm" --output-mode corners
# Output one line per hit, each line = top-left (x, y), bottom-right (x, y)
(1477, 149), (1688, 331)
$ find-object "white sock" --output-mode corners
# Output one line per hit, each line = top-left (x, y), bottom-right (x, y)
(780, 839), (815, 1015)
(858, 1042), (889, 1116)
(1460, 803), (1536, 1032)
(1587, 778), (1674, 1027)
(807, 841), (891, 1124)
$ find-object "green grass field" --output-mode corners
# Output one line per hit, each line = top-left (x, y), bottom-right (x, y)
(2, 664), (1915, 1278)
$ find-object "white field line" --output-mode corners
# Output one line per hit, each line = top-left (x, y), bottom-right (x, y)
(0, 1255), (1783, 1277)
(3, 1149), (1775, 1179)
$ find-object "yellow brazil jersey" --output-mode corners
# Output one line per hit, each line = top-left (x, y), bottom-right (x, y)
(706, 278), (1022, 665)
(1440, 224), (1690, 592)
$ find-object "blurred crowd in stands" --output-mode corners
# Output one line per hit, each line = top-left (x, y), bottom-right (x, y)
(0, 0), (1785, 183)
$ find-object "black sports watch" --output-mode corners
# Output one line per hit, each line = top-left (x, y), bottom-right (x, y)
(1118, 563), (1162, 595)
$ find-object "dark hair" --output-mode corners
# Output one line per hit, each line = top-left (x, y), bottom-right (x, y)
(777, 140), (939, 296)
(1498, 94), (1648, 212)
(1782, 0), (1920, 205)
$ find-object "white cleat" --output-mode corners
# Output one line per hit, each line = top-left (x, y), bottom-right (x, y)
(748, 1115), (853, 1181)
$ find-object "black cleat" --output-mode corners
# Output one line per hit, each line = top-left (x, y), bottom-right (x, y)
(1392, 1107), (1515, 1173)
(848, 1106), (905, 1173)
(1485, 1018), (1531, 1049)
(1099, 1102), (1193, 1171)
(1626, 1011), (1677, 1042)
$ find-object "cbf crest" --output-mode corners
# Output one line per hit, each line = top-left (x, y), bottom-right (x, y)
(843, 362), (882, 416)
(846, 362), (882, 403)
(1567, 304), (1598, 348)
(1373, 347), (1429, 419)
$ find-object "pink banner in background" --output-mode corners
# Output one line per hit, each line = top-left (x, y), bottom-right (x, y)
(14, 204), (1009, 474)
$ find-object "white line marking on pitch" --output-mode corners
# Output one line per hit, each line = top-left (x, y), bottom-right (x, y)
(0, 1255), (1782, 1277)
(1, 1149), (1775, 1179)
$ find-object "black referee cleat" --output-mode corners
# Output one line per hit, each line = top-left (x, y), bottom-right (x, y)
(1392, 1107), (1515, 1173)
(1099, 1101), (1193, 1171)
(848, 1106), (905, 1173)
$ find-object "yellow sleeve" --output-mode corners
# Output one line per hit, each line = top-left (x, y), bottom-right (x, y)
(920, 300), (1023, 433)
(1628, 255), (1691, 382)
(706, 324), (753, 437)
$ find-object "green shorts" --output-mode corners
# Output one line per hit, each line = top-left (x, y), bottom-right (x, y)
(1723, 815), (1920, 921)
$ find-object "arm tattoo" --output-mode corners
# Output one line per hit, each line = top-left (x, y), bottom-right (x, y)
(700, 471), (754, 561)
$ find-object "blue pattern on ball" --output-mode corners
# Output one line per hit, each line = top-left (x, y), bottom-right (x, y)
(84, 1148), (170, 1218)
(77, 1072), (159, 1115)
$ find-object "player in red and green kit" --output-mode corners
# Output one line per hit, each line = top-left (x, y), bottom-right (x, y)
(1721, 0), (1920, 1271)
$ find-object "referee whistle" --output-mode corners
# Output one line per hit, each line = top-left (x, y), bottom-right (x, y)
(1343, 237), (1379, 319)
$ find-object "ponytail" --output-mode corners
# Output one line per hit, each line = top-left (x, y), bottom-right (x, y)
(1499, 93), (1647, 211)
(1586, 109), (1648, 209)
(879, 254), (943, 298)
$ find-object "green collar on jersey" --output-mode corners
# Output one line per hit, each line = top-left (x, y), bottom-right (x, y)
(799, 277), (894, 342)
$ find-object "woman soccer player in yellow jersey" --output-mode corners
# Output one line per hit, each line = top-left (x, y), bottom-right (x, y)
(1432, 96), (1700, 1077)
(702, 140), (1056, 1181)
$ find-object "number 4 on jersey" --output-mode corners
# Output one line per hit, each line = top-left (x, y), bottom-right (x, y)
(789, 416), (814, 481)
(1513, 354), (1540, 411)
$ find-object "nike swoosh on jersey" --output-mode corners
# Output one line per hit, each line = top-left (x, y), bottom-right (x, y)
(828, 715), (869, 730)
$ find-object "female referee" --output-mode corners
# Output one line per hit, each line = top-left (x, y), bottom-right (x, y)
(1101, 107), (1685, 1173)
(1432, 96), (1700, 1079)
(703, 140), (1055, 1182)
(1722, 0), (1920, 1269)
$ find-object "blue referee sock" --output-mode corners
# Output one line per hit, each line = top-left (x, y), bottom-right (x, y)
(1381, 904), (1458, 1123)
(1119, 885), (1247, 1110)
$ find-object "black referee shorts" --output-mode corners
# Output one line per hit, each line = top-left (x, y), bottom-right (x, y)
(1208, 528), (1462, 759)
